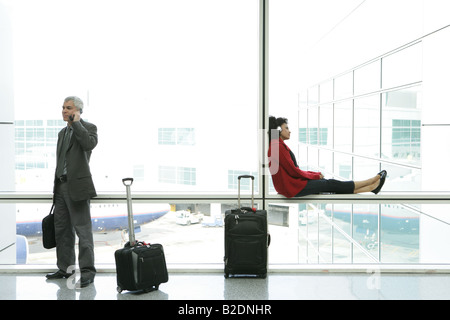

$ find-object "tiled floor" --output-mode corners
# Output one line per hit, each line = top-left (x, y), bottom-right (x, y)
(1, 271), (450, 300)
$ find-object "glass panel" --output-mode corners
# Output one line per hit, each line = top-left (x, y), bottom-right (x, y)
(381, 86), (422, 166)
(319, 104), (333, 148)
(332, 204), (352, 235)
(382, 42), (423, 89)
(353, 204), (379, 262)
(353, 157), (379, 182)
(332, 232), (352, 263)
(319, 204), (333, 263)
(319, 149), (333, 175)
(319, 80), (333, 104)
(298, 203), (308, 263)
(297, 202), (450, 265)
(354, 60), (381, 95)
(420, 204), (450, 263)
(298, 145), (308, 171)
(354, 94), (380, 158)
(298, 107), (308, 144)
(334, 153), (352, 180)
(308, 85), (319, 106)
(330, 204), (353, 263)
(306, 204), (319, 263)
(380, 204), (419, 263)
(334, 101), (353, 153)
(421, 126), (450, 192)
(308, 106), (319, 145)
(334, 72), (353, 101)
(382, 163), (421, 192)
(299, 127), (307, 144)
(308, 147), (319, 171)
(269, 203), (299, 264)
(0, 204), (16, 264)
(11, 0), (259, 194)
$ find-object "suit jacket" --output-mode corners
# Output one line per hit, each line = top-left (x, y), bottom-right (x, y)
(268, 138), (321, 198)
(54, 119), (98, 201)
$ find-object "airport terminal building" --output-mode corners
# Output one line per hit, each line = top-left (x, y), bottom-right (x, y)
(1, 0), (450, 302)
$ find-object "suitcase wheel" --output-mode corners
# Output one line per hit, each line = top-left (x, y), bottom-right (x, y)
(224, 273), (266, 279)
(116, 285), (159, 294)
(143, 284), (159, 293)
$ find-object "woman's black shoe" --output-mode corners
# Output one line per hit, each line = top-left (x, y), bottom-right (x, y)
(372, 170), (387, 194)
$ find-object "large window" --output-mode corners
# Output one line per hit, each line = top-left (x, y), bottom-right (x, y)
(3, 0), (450, 267)
(4, 0), (259, 266)
(296, 42), (424, 190)
(266, 0), (450, 268)
(11, 0), (259, 194)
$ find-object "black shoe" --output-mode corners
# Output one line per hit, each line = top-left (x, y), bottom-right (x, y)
(77, 277), (94, 288)
(372, 170), (387, 194)
(46, 270), (73, 279)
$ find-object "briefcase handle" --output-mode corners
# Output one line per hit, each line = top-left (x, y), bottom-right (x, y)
(122, 177), (134, 186)
(122, 177), (136, 246)
(237, 175), (254, 209)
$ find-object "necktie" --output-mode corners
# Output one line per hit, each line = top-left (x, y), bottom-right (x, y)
(56, 127), (72, 178)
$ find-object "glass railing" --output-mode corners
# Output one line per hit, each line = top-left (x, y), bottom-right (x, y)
(268, 193), (450, 267)
(2, 193), (450, 269)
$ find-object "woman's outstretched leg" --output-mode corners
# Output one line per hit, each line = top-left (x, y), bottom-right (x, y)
(353, 175), (380, 194)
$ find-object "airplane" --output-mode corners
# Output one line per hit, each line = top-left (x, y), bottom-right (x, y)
(15, 202), (171, 264)
(16, 202), (171, 237)
(327, 203), (419, 235)
(298, 203), (419, 250)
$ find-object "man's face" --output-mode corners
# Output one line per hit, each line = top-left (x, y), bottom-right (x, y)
(62, 100), (77, 122)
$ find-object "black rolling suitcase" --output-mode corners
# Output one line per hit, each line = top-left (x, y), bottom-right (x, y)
(115, 178), (168, 293)
(224, 175), (270, 278)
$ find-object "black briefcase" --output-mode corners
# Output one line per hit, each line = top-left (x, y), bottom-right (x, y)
(115, 178), (168, 293)
(42, 204), (56, 249)
(224, 175), (270, 278)
(115, 241), (168, 293)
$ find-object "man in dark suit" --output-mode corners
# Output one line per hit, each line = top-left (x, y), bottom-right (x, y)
(46, 96), (98, 288)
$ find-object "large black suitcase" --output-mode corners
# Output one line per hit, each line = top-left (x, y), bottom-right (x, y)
(224, 175), (270, 278)
(115, 178), (168, 293)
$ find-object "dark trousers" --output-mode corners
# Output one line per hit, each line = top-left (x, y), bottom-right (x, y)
(295, 179), (355, 197)
(54, 181), (96, 279)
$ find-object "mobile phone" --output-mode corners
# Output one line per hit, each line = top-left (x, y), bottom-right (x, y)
(69, 115), (74, 122)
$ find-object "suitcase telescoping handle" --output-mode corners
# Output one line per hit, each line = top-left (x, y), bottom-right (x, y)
(238, 175), (254, 209)
(122, 178), (136, 246)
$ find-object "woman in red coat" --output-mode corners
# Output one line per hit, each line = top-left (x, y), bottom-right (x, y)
(268, 116), (386, 198)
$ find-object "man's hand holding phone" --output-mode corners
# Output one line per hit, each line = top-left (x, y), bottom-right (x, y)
(68, 110), (81, 123)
